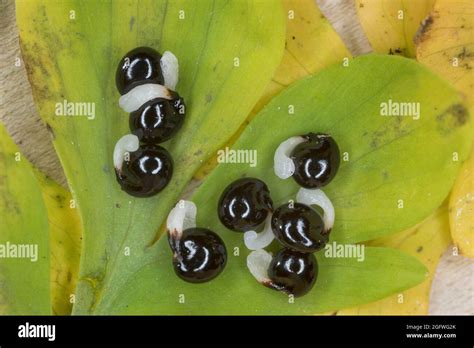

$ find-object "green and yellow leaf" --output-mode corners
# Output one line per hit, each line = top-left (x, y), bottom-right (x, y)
(0, 123), (51, 314)
(357, 0), (436, 57)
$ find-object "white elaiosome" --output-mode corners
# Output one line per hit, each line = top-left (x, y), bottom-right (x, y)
(244, 214), (274, 250)
(247, 249), (273, 283)
(113, 134), (139, 172)
(166, 200), (197, 239)
(119, 83), (173, 112)
(296, 187), (335, 232)
(274, 136), (306, 179)
(160, 51), (179, 90)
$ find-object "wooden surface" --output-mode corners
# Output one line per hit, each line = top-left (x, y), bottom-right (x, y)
(0, 0), (472, 314)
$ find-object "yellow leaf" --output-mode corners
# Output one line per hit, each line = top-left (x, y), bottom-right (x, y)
(34, 171), (82, 315)
(356, 0), (436, 57)
(336, 204), (451, 315)
(255, 0), (351, 109)
(449, 148), (474, 257)
(415, 0), (474, 109)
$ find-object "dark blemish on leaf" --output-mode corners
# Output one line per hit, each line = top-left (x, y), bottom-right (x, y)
(417, 246), (423, 253)
(193, 150), (202, 157)
(129, 16), (135, 31)
(456, 47), (474, 70)
(457, 47), (469, 59)
(115, 203), (121, 208)
(67, 271), (72, 283)
(382, 171), (389, 181)
(436, 103), (469, 135)
(213, 63), (218, 72)
(370, 116), (409, 149)
(359, 3), (364, 8)
(55, 194), (65, 208)
(205, 94), (213, 104)
(102, 164), (110, 174)
(45, 123), (55, 139)
(414, 15), (434, 45)
(292, 36), (296, 40)
(389, 48), (403, 55)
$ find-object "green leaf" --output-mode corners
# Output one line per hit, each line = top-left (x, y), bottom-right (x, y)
(16, 0), (285, 314)
(0, 124), (51, 314)
(194, 54), (473, 245)
(98, 55), (454, 315)
(104, 244), (427, 315)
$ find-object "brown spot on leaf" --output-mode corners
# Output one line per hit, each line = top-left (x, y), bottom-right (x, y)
(417, 246), (423, 253)
(414, 14), (435, 45)
(436, 103), (469, 135)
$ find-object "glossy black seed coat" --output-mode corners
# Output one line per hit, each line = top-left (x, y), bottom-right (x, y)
(116, 46), (164, 95)
(170, 228), (227, 283)
(129, 97), (186, 143)
(267, 248), (318, 297)
(291, 133), (340, 188)
(271, 203), (327, 253)
(115, 145), (173, 197)
(218, 178), (273, 232)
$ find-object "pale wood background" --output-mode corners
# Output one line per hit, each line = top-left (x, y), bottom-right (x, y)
(0, 0), (472, 314)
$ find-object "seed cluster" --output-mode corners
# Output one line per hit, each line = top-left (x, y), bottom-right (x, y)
(113, 47), (186, 197)
(218, 133), (340, 297)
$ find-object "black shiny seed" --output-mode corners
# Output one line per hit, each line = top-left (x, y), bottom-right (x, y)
(116, 47), (164, 95)
(115, 144), (173, 197)
(267, 248), (318, 297)
(271, 202), (327, 253)
(129, 97), (186, 144)
(170, 228), (227, 283)
(218, 178), (273, 232)
(291, 133), (340, 188)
